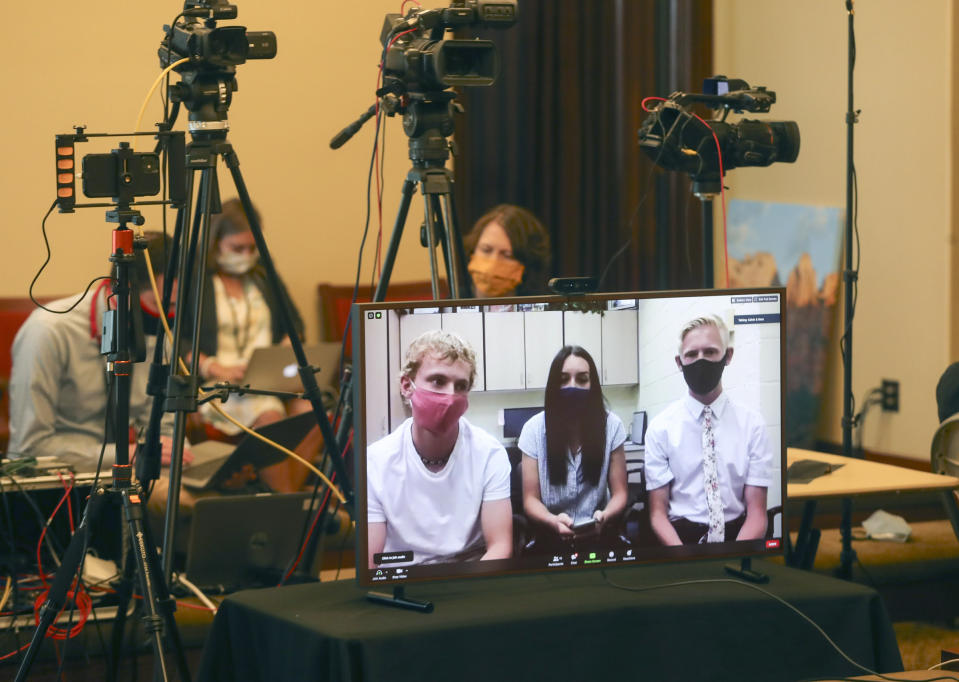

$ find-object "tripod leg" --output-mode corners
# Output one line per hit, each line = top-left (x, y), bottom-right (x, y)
(374, 177), (418, 303)
(421, 192), (443, 300)
(123, 488), (193, 682)
(162, 165), (216, 583)
(107, 530), (138, 682)
(13, 489), (109, 682)
(440, 190), (470, 298)
(224, 149), (353, 509)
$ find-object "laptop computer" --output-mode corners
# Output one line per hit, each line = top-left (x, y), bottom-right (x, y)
(240, 342), (342, 394)
(183, 491), (316, 589)
(181, 411), (319, 490)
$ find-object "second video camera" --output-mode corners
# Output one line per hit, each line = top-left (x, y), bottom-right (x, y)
(380, 0), (518, 92)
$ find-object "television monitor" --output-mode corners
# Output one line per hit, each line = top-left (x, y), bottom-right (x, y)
(352, 288), (785, 593)
(502, 406), (542, 439)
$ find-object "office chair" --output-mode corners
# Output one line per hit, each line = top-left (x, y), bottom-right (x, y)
(930, 412), (959, 541)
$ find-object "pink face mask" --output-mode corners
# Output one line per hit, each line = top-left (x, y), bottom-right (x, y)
(409, 381), (469, 434)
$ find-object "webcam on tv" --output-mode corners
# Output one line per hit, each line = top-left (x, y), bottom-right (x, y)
(548, 277), (597, 295)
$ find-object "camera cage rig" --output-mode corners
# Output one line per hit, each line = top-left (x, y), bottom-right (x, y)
(54, 127), (186, 217)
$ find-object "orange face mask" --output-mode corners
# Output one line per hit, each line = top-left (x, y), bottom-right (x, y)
(468, 252), (525, 297)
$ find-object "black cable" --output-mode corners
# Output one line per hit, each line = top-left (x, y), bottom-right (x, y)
(596, 102), (694, 290)
(28, 201), (114, 315)
(600, 571), (955, 682)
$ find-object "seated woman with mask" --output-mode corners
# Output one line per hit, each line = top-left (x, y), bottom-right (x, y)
(463, 204), (552, 300)
(517, 346), (629, 552)
(183, 198), (319, 492)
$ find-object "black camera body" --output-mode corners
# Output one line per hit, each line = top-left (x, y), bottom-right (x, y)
(82, 143), (161, 202)
(159, 0), (275, 71)
(380, 1), (517, 93)
(638, 76), (800, 195)
(162, 22), (276, 69)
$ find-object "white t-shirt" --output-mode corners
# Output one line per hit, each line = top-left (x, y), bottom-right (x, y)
(645, 392), (771, 525)
(366, 417), (512, 565)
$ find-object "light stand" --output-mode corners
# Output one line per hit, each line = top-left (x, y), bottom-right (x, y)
(691, 177), (720, 288)
(836, 0), (860, 580)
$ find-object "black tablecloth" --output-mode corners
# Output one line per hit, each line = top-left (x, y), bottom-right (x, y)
(196, 560), (902, 682)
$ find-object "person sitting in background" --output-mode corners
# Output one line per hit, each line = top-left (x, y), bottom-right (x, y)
(463, 204), (552, 298)
(366, 329), (513, 567)
(181, 197), (320, 493)
(645, 314), (771, 546)
(8, 231), (188, 472)
(518, 346), (628, 551)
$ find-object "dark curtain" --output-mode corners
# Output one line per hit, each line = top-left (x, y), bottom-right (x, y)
(454, 0), (713, 292)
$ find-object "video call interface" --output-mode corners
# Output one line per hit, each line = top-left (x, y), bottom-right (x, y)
(354, 289), (785, 586)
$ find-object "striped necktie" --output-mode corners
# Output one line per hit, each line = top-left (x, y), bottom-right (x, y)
(702, 405), (725, 542)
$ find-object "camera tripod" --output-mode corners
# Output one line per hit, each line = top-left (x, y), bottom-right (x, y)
(14, 221), (190, 682)
(141, 126), (356, 586)
(372, 92), (472, 302)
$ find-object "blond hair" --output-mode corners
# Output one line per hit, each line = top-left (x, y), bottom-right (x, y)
(678, 314), (733, 355)
(401, 329), (477, 388)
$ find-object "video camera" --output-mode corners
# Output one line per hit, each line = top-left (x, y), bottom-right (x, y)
(379, 0), (518, 93)
(159, 1), (276, 70)
(637, 76), (800, 195)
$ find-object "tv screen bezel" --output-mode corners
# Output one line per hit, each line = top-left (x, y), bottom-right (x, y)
(352, 287), (787, 587)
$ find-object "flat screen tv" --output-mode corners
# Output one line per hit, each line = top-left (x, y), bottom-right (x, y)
(352, 288), (785, 599)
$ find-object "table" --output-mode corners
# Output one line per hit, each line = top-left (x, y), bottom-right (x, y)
(787, 449), (959, 500)
(197, 560), (902, 682)
(785, 449), (959, 573)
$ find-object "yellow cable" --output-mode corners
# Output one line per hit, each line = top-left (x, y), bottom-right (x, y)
(139, 237), (347, 504)
(0, 575), (11, 614)
(133, 58), (190, 151)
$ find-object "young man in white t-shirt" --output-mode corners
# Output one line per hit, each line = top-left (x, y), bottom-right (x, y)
(366, 329), (513, 567)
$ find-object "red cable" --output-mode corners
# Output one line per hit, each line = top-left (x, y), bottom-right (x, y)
(33, 583), (92, 640)
(372, 27), (418, 285)
(0, 642), (31, 662)
(641, 95), (731, 287)
(282, 429), (354, 582)
(56, 471), (76, 534)
(399, 0), (421, 14)
(690, 112), (730, 287)
(36, 484), (75, 588)
(642, 96), (666, 111)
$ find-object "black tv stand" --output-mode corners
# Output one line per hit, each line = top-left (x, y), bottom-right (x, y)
(367, 586), (434, 613)
(724, 557), (769, 584)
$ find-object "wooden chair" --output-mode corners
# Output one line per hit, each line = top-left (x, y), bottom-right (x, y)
(316, 280), (448, 358)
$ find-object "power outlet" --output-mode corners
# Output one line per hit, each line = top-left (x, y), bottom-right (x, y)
(881, 379), (899, 412)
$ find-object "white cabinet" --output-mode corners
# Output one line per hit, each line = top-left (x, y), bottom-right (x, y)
(398, 311), (441, 362)
(564, 310), (640, 386)
(601, 308), (639, 385)
(524, 310), (563, 389)
(362, 311), (391, 444)
(563, 311), (603, 361)
(442, 311), (485, 391)
(484, 312), (526, 390)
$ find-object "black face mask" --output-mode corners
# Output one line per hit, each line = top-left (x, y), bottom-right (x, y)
(680, 353), (728, 396)
(558, 386), (591, 415)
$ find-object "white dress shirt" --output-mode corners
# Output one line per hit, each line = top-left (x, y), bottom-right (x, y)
(644, 392), (771, 525)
